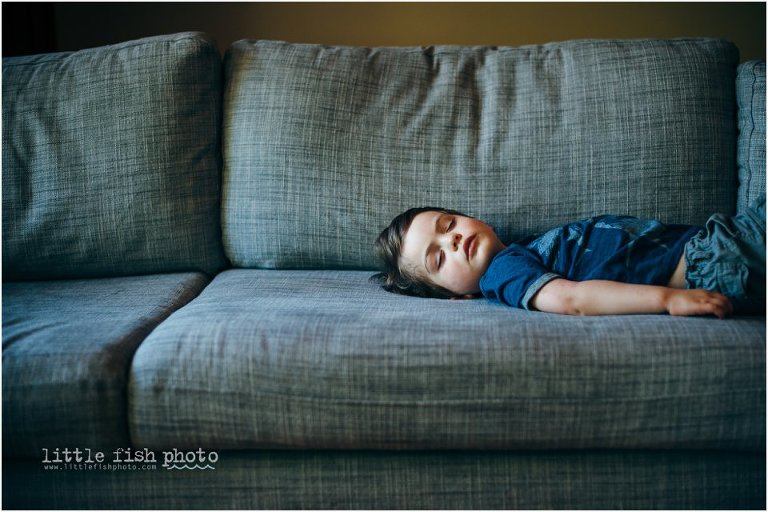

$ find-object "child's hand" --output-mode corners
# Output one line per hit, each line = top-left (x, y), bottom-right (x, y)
(664, 289), (734, 319)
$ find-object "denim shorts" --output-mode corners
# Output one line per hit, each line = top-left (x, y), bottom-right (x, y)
(685, 195), (766, 315)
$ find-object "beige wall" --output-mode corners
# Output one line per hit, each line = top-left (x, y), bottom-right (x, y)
(54, 2), (765, 61)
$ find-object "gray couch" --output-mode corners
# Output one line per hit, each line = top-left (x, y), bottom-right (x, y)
(2, 32), (765, 509)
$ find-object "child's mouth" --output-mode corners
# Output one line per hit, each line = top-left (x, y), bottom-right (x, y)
(463, 234), (477, 260)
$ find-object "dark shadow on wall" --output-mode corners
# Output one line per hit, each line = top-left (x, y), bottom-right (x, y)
(2, 3), (57, 57)
(2, 3), (766, 61)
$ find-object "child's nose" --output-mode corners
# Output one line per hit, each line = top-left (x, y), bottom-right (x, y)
(450, 233), (462, 251)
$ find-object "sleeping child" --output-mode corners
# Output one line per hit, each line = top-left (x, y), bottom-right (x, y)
(371, 196), (765, 318)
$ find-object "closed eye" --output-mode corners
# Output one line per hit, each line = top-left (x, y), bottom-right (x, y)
(446, 218), (455, 232)
(437, 250), (445, 270)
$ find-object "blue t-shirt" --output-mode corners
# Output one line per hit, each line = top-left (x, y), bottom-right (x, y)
(479, 215), (703, 310)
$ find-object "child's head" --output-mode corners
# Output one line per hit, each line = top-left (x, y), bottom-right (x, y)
(372, 207), (506, 299)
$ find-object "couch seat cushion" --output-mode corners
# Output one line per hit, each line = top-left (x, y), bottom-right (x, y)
(129, 270), (765, 451)
(3, 272), (209, 457)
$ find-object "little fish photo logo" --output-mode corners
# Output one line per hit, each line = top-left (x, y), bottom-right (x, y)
(41, 447), (218, 471)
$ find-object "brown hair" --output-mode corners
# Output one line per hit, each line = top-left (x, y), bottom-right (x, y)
(370, 207), (466, 299)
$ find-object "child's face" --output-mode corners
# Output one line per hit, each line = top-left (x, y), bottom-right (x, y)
(400, 211), (506, 297)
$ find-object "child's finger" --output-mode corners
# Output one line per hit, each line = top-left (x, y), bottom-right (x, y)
(711, 297), (732, 319)
(707, 302), (726, 319)
(713, 294), (733, 317)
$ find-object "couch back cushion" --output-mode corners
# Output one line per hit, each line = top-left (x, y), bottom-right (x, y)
(736, 60), (766, 213)
(3, 32), (226, 280)
(223, 39), (738, 270)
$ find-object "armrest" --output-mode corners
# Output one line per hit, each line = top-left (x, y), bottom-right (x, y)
(736, 60), (766, 213)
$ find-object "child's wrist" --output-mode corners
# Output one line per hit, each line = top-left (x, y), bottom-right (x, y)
(660, 287), (675, 313)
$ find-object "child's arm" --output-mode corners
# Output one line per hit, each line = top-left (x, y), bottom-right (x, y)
(531, 278), (733, 318)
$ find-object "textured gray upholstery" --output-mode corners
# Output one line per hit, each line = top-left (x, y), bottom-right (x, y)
(2, 32), (226, 280)
(736, 60), (766, 212)
(4, 450), (765, 509)
(223, 39), (739, 269)
(129, 270), (765, 451)
(3, 273), (209, 457)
